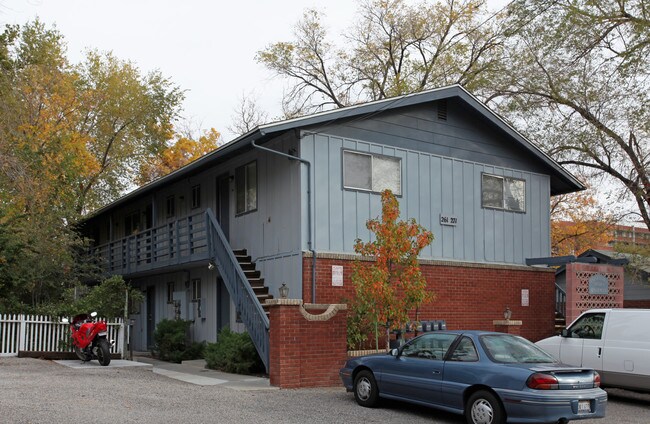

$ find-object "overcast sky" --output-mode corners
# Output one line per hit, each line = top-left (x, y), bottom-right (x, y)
(1, 0), (506, 141)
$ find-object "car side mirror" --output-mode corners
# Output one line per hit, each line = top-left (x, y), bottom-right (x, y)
(61, 318), (69, 324)
(390, 348), (399, 357)
(561, 329), (570, 338)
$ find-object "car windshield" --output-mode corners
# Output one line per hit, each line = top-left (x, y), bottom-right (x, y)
(480, 334), (556, 364)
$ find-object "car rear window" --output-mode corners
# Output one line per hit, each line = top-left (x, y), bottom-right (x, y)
(480, 334), (556, 364)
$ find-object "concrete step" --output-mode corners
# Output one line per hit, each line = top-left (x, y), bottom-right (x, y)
(180, 359), (208, 370)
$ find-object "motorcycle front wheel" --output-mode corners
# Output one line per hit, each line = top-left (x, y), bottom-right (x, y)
(74, 346), (91, 362)
(96, 338), (111, 366)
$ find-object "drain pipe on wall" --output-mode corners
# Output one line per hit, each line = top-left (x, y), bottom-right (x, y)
(250, 138), (317, 303)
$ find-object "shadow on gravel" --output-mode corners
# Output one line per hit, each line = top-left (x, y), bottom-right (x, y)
(340, 392), (463, 423)
(604, 388), (650, 406)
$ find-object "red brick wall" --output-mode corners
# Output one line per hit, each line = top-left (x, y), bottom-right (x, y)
(565, 263), (624, 324)
(302, 255), (556, 342)
(268, 301), (348, 388)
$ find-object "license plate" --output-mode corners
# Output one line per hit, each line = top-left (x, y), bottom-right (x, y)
(578, 400), (591, 414)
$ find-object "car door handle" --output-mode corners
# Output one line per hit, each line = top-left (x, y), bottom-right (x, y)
(432, 370), (441, 375)
(598, 347), (602, 358)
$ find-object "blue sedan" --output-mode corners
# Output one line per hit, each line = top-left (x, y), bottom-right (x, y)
(340, 331), (606, 424)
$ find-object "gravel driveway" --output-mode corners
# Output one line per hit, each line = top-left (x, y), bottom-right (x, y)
(1, 357), (647, 423)
(0, 357), (458, 424)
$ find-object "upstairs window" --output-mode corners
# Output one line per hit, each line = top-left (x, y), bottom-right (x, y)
(191, 185), (201, 209)
(236, 161), (257, 215)
(166, 195), (175, 217)
(343, 150), (401, 195)
(481, 174), (525, 213)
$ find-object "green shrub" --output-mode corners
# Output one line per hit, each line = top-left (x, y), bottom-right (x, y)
(204, 328), (264, 375)
(153, 319), (204, 363)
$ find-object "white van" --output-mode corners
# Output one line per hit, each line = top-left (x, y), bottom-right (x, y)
(536, 309), (650, 392)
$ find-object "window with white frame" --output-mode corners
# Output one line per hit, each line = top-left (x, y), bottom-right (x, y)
(481, 173), (526, 212)
(343, 150), (401, 195)
(236, 161), (257, 215)
(191, 278), (201, 302)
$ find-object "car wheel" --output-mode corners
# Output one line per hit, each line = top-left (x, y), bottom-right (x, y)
(353, 370), (379, 408)
(465, 390), (505, 424)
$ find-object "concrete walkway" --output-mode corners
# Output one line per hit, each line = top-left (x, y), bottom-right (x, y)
(133, 356), (275, 390)
(55, 356), (274, 390)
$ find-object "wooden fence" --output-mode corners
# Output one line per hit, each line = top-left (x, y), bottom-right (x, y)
(0, 314), (124, 357)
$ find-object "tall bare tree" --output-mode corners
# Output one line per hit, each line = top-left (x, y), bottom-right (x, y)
(491, 0), (650, 229)
(228, 93), (269, 136)
(256, 0), (506, 115)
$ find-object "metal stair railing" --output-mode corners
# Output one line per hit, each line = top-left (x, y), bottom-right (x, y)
(205, 208), (270, 372)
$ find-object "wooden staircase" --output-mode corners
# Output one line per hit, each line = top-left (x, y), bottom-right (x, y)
(233, 249), (273, 315)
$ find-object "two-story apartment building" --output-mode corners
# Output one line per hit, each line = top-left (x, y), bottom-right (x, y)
(84, 85), (583, 369)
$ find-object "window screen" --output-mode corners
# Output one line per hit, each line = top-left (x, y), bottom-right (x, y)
(343, 151), (372, 191)
(343, 150), (401, 195)
(482, 174), (503, 209)
(482, 174), (526, 212)
(236, 161), (257, 215)
(373, 156), (401, 194)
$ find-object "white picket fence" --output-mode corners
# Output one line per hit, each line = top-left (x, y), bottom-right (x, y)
(0, 314), (124, 357)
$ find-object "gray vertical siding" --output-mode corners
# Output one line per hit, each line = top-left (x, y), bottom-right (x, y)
(301, 133), (551, 266)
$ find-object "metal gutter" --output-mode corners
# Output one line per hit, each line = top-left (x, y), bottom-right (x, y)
(250, 136), (318, 303)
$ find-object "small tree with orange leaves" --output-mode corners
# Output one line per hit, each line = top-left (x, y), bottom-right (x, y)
(350, 190), (435, 351)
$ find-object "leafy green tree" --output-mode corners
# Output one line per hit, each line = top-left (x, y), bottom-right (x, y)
(351, 190), (435, 351)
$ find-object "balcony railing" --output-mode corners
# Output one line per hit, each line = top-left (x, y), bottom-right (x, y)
(93, 209), (270, 372)
(93, 211), (209, 275)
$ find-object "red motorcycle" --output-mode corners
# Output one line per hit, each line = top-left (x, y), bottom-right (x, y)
(62, 312), (113, 366)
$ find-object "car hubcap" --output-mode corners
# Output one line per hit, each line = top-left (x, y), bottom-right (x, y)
(471, 399), (494, 424)
(356, 377), (371, 401)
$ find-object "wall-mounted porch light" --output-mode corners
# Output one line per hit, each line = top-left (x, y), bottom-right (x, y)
(279, 283), (289, 299)
(208, 260), (215, 270)
(503, 306), (512, 321)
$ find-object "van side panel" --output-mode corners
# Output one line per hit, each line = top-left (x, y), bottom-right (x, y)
(602, 310), (650, 391)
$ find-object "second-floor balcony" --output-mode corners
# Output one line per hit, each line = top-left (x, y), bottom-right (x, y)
(93, 211), (210, 276)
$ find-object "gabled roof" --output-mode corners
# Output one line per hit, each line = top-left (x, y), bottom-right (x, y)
(88, 84), (584, 218)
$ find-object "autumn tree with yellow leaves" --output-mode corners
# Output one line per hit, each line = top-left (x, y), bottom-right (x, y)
(137, 128), (222, 185)
(0, 20), (183, 310)
(550, 190), (614, 257)
(350, 190), (435, 351)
